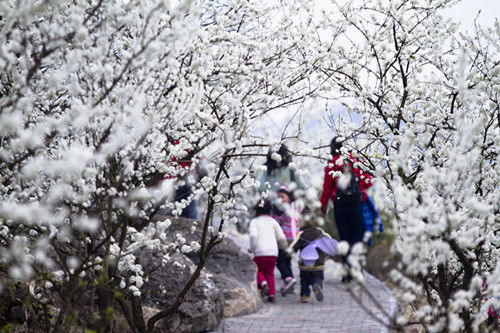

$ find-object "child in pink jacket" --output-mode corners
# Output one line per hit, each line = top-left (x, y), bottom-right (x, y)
(271, 186), (305, 296)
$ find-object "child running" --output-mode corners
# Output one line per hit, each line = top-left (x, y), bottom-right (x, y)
(289, 221), (338, 303)
(271, 186), (305, 296)
(249, 198), (287, 303)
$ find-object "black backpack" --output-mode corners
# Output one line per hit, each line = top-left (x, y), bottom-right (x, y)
(335, 163), (362, 204)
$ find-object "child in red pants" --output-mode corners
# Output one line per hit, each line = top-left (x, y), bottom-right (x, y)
(249, 199), (287, 302)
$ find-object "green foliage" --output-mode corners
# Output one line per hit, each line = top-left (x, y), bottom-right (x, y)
(0, 324), (14, 333)
(371, 210), (396, 246)
(113, 290), (123, 299)
(365, 210), (398, 282)
(321, 209), (339, 239)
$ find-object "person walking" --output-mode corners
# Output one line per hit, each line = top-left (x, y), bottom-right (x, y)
(271, 186), (305, 296)
(161, 140), (208, 220)
(249, 199), (287, 303)
(259, 144), (305, 199)
(289, 222), (338, 303)
(320, 136), (373, 282)
(173, 158), (207, 219)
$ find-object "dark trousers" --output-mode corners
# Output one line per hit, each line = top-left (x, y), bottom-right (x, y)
(253, 256), (277, 296)
(174, 184), (198, 219)
(334, 201), (364, 262)
(299, 270), (324, 297)
(276, 248), (293, 282)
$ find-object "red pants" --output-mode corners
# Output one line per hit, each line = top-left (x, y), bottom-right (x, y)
(253, 256), (277, 296)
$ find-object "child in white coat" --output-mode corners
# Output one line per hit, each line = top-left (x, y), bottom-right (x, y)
(249, 198), (287, 302)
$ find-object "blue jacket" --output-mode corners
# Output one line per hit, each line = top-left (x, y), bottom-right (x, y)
(362, 194), (383, 245)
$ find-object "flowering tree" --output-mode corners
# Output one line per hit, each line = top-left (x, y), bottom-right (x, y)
(1, 0), (498, 331)
(0, 0), (326, 330)
(309, 0), (499, 331)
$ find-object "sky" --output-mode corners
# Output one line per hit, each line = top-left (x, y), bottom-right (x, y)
(445, 0), (500, 30)
(312, 0), (499, 29)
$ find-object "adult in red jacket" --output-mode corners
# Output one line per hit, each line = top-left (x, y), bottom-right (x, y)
(169, 141), (207, 220)
(320, 137), (372, 282)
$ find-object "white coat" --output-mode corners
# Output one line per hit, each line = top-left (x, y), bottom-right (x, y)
(249, 215), (286, 257)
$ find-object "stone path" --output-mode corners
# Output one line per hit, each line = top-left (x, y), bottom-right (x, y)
(212, 231), (398, 333)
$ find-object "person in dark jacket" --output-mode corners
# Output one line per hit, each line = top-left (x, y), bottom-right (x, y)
(320, 137), (373, 282)
(289, 223), (337, 303)
(173, 142), (208, 220)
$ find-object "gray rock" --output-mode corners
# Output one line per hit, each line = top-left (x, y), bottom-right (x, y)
(203, 238), (261, 318)
(139, 218), (260, 332)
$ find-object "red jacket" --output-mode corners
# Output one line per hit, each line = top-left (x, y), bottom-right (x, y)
(166, 140), (192, 179)
(320, 154), (373, 213)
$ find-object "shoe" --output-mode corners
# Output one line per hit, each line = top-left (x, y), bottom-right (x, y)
(281, 278), (297, 296)
(267, 295), (275, 303)
(260, 282), (269, 297)
(300, 295), (309, 303)
(313, 283), (323, 302)
(281, 285), (296, 295)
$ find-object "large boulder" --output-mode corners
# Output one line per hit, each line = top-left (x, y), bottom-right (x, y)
(139, 217), (261, 332)
(0, 218), (260, 332)
(202, 230), (260, 318)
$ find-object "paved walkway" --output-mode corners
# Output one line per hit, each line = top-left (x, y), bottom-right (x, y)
(212, 231), (398, 333)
